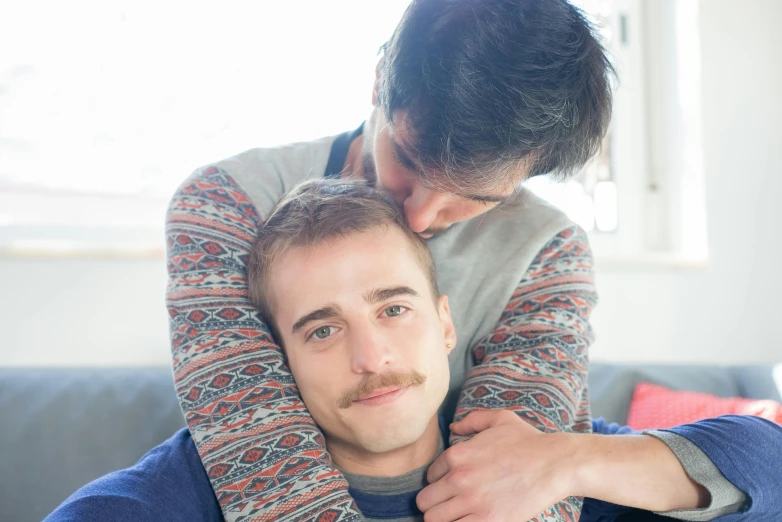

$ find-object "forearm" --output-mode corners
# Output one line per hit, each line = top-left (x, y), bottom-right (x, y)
(568, 432), (709, 513)
(454, 226), (596, 434)
(588, 418), (750, 520)
(453, 226), (596, 522)
(645, 431), (747, 520)
(167, 166), (361, 521)
(657, 415), (782, 520)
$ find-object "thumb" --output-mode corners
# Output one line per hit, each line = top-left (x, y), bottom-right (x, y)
(450, 409), (507, 436)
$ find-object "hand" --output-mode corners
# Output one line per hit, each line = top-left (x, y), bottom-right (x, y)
(416, 409), (577, 522)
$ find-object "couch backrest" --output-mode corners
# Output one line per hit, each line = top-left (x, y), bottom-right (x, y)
(2, 363), (779, 522)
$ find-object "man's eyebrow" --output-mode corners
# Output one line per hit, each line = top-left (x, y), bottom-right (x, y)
(291, 305), (342, 334)
(364, 286), (420, 304)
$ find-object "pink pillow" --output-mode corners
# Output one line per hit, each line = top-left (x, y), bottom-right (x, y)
(626, 382), (782, 430)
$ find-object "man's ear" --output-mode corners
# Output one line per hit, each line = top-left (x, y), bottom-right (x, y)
(438, 295), (457, 355)
(372, 58), (383, 106)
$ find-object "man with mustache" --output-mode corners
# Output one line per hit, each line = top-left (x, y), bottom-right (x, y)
(48, 180), (782, 522)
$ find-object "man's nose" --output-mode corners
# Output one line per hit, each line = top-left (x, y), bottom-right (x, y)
(403, 186), (445, 234)
(350, 326), (393, 374)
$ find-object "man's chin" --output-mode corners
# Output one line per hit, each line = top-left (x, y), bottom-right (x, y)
(344, 405), (434, 454)
(351, 419), (429, 454)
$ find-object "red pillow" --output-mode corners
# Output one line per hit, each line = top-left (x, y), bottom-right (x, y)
(626, 382), (782, 430)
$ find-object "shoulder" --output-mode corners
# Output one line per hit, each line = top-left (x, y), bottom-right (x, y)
(434, 188), (583, 276)
(45, 429), (222, 522)
(499, 189), (589, 258)
(176, 135), (338, 221)
(448, 189), (576, 251)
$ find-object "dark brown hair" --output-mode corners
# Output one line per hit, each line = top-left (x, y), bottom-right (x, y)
(247, 179), (439, 341)
(380, 0), (615, 188)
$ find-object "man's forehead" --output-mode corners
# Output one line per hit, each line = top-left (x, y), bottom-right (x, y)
(270, 231), (429, 313)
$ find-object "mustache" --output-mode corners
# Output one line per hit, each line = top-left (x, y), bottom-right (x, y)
(338, 369), (426, 409)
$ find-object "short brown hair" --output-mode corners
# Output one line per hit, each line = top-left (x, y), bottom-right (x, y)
(247, 179), (439, 342)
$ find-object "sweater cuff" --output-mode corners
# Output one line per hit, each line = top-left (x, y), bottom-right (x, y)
(643, 430), (747, 521)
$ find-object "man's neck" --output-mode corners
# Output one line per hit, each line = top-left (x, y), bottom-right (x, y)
(328, 415), (442, 477)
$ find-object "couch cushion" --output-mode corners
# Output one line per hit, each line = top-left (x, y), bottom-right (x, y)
(588, 363), (782, 425)
(627, 382), (782, 429)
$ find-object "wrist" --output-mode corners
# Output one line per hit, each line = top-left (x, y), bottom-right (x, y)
(564, 433), (603, 499)
(549, 432), (594, 499)
(562, 432), (710, 512)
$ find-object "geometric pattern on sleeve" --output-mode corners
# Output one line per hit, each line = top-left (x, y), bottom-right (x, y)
(166, 165), (363, 522)
(453, 225), (598, 522)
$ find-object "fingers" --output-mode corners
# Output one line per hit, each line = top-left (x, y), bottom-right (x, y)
(419, 488), (473, 522)
(417, 480), (456, 515)
(426, 446), (457, 484)
(454, 516), (483, 522)
(449, 409), (516, 436)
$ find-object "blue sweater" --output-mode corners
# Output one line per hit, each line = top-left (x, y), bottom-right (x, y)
(45, 416), (782, 522)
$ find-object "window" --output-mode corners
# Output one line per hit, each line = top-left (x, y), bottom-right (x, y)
(526, 0), (618, 236)
(528, 0), (708, 264)
(526, 0), (650, 260)
(0, 1), (410, 256)
(1, 0), (704, 262)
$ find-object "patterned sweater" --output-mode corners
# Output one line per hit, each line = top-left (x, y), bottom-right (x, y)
(165, 129), (596, 521)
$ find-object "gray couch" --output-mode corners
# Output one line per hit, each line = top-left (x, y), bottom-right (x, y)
(1, 363), (779, 522)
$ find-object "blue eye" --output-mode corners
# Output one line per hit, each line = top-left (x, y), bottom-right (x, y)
(384, 305), (407, 317)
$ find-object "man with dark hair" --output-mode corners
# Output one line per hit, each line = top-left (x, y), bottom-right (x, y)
(48, 180), (781, 522)
(162, 1), (760, 521)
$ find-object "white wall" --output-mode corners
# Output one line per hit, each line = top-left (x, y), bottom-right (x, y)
(0, 258), (171, 366)
(1, 0), (781, 367)
(590, 0), (782, 363)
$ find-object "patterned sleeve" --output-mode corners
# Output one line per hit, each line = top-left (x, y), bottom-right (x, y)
(166, 166), (363, 522)
(452, 225), (597, 522)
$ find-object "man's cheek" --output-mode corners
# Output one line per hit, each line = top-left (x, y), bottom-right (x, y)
(293, 372), (320, 411)
(302, 377), (338, 419)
